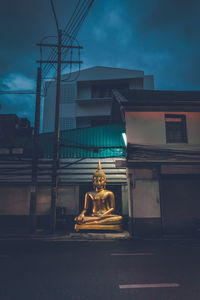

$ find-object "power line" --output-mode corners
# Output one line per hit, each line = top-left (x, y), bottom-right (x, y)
(42, 0), (94, 97)
(42, 0), (84, 77)
(42, 0), (93, 78)
(0, 90), (36, 95)
(50, 0), (59, 32)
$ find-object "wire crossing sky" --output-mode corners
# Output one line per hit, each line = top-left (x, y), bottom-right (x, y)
(0, 0), (200, 123)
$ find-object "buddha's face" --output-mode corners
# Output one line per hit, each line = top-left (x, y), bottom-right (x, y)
(93, 175), (106, 191)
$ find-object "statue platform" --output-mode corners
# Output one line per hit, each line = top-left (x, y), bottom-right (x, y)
(74, 223), (122, 232)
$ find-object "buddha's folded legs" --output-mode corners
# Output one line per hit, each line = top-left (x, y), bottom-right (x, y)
(84, 215), (122, 225)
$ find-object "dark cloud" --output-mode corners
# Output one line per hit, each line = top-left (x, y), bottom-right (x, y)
(0, 94), (35, 123)
(0, 0), (78, 77)
(1, 0), (200, 123)
(126, 0), (200, 89)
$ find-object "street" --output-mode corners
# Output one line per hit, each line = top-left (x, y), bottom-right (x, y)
(0, 238), (200, 300)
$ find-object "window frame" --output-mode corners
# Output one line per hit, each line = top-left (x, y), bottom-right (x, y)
(165, 114), (188, 144)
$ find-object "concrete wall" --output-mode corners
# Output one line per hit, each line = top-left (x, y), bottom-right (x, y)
(43, 83), (77, 133)
(126, 111), (200, 145)
(143, 75), (154, 90)
(121, 185), (128, 215)
(0, 185), (79, 216)
(127, 169), (160, 219)
(57, 186), (79, 215)
(127, 168), (162, 236)
(76, 101), (112, 117)
(77, 85), (91, 99)
(129, 78), (143, 89)
(60, 83), (77, 104)
(0, 186), (30, 215)
(133, 180), (160, 218)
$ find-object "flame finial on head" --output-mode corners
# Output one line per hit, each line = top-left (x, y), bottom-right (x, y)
(93, 160), (106, 180)
(97, 160), (101, 171)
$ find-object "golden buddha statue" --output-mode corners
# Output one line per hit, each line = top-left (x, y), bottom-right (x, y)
(74, 161), (123, 231)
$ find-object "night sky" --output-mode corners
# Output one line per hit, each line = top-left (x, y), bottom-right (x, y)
(0, 0), (200, 124)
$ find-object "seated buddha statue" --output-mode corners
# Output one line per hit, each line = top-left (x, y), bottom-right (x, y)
(74, 161), (123, 231)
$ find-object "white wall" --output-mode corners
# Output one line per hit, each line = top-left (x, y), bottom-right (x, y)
(60, 83), (77, 104)
(77, 85), (92, 99)
(60, 103), (76, 118)
(43, 83), (77, 133)
(186, 112), (200, 144)
(126, 112), (165, 144)
(132, 180), (160, 218)
(126, 111), (200, 145)
(122, 185), (128, 215)
(43, 83), (56, 132)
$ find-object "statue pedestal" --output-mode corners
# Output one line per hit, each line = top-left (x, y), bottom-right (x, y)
(75, 224), (122, 232)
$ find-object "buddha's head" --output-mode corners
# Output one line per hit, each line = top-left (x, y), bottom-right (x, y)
(93, 161), (106, 191)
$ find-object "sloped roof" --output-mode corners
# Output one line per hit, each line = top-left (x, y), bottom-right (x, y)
(113, 89), (200, 107)
(62, 66), (144, 82)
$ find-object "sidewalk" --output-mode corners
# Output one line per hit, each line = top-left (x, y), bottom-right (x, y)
(1, 227), (200, 242)
(0, 227), (131, 241)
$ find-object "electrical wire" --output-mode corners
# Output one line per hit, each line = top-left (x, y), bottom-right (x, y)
(42, 0), (85, 77)
(0, 90), (36, 95)
(42, 0), (93, 80)
(41, 0), (93, 97)
(50, 0), (59, 32)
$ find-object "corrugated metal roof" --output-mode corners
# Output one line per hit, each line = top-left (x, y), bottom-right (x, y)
(0, 158), (127, 184)
(40, 124), (126, 159)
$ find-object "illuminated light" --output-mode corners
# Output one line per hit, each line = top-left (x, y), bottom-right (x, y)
(122, 133), (127, 146)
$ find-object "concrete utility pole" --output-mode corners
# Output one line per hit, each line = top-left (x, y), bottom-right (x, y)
(29, 66), (42, 233)
(50, 29), (62, 234)
(34, 37), (82, 234)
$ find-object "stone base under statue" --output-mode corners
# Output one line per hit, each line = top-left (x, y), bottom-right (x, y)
(75, 223), (122, 232)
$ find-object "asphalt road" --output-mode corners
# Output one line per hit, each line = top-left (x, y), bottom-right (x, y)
(0, 238), (200, 300)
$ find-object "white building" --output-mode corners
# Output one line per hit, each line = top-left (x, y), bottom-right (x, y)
(43, 66), (154, 133)
(114, 89), (200, 236)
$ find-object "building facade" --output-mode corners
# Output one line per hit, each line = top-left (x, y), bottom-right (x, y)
(114, 89), (200, 236)
(43, 66), (154, 133)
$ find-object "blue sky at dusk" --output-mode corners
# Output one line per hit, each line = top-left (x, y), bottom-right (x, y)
(0, 0), (200, 124)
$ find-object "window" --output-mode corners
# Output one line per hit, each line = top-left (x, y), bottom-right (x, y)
(165, 114), (187, 143)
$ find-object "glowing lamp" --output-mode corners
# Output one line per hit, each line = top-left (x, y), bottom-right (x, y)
(122, 133), (127, 146)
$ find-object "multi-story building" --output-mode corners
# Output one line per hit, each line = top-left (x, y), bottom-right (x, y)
(43, 66), (154, 133)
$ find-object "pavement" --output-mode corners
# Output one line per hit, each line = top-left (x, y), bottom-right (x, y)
(1, 226), (200, 242)
(0, 227), (131, 241)
(1, 236), (200, 299)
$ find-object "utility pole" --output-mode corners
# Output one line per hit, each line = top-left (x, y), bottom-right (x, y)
(50, 29), (62, 234)
(29, 66), (42, 233)
(36, 37), (82, 234)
